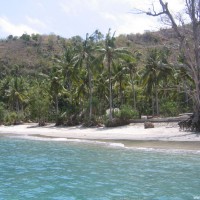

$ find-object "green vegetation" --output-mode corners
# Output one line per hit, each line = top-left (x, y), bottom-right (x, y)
(0, 28), (193, 127)
(141, 0), (199, 131)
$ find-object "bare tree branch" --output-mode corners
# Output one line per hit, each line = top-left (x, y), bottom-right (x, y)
(129, 8), (148, 15)
(147, 0), (184, 41)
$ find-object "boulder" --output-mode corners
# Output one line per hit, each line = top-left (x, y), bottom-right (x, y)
(141, 115), (147, 120)
(105, 118), (130, 127)
(106, 108), (120, 116)
(144, 121), (154, 129)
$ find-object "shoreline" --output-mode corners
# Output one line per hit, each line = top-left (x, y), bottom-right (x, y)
(0, 122), (200, 150)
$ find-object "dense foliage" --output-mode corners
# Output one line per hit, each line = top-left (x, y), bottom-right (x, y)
(0, 29), (193, 126)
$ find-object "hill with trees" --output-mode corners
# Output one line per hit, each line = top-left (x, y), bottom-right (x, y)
(0, 28), (193, 127)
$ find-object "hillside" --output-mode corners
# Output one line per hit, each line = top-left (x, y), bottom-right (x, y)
(0, 29), (179, 76)
(0, 34), (67, 76)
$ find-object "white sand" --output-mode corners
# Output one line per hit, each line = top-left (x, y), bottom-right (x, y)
(0, 122), (200, 142)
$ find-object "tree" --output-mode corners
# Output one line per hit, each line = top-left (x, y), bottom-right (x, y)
(61, 47), (77, 91)
(98, 29), (130, 121)
(141, 48), (172, 115)
(50, 66), (65, 117)
(142, 49), (160, 115)
(74, 31), (101, 120)
(20, 33), (31, 44)
(53, 46), (79, 114)
(7, 35), (13, 40)
(121, 52), (140, 110)
(28, 80), (50, 125)
(137, 0), (200, 130)
(5, 71), (28, 113)
(39, 66), (65, 118)
(94, 71), (108, 115)
(112, 60), (129, 107)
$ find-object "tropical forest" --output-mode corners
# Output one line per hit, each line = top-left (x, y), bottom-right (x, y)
(0, 25), (194, 128)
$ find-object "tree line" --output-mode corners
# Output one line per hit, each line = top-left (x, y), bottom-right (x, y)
(0, 29), (193, 126)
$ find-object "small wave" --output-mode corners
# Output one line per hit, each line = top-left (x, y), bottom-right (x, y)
(9, 135), (66, 142)
(109, 142), (125, 148)
(125, 146), (200, 155)
(49, 138), (68, 141)
(8, 134), (126, 150)
(6, 135), (200, 155)
(9, 135), (88, 143)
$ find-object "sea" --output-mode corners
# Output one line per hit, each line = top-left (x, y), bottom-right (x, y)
(0, 135), (200, 200)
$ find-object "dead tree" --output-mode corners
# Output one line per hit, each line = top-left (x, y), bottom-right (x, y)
(136, 0), (200, 131)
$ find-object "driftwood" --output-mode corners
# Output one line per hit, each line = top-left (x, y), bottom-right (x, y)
(130, 116), (188, 123)
(178, 115), (193, 131)
(178, 113), (200, 132)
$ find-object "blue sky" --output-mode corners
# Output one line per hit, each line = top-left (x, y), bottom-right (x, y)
(0, 0), (185, 39)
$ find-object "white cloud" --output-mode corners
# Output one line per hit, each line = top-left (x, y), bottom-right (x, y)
(0, 0), (187, 39)
(97, 0), (162, 36)
(126, 0), (185, 12)
(0, 17), (39, 36)
(100, 12), (117, 21)
(59, 0), (83, 15)
(59, 2), (71, 14)
(59, 0), (100, 15)
(82, 0), (99, 10)
(26, 16), (46, 28)
(36, 2), (44, 8)
(116, 14), (161, 35)
(112, 0), (186, 35)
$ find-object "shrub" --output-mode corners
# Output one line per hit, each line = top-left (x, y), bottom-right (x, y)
(160, 101), (179, 117)
(55, 112), (68, 126)
(0, 103), (5, 124)
(117, 105), (139, 120)
(104, 105), (139, 127)
(82, 115), (101, 127)
(15, 112), (25, 124)
(28, 90), (50, 124)
(4, 111), (24, 125)
(4, 112), (17, 125)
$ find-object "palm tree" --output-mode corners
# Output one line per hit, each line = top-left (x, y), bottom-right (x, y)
(141, 48), (171, 115)
(53, 46), (81, 116)
(97, 29), (130, 120)
(112, 61), (129, 107)
(74, 31), (100, 120)
(120, 52), (140, 110)
(39, 66), (65, 117)
(61, 46), (78, 91)
(28, 80), (50, 125)
(94, 70), (108, 115)
(5, 75), (27, 113)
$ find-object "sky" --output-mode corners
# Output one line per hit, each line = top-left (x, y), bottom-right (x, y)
(0, 0), (185, 39)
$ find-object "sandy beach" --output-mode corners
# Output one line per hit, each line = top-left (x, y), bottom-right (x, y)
(1, 122), (200, 150)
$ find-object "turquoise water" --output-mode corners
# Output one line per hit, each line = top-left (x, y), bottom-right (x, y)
(0, 136), (200, 200)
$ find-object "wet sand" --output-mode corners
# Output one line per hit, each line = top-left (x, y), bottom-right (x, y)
(0, 123), (200, 150)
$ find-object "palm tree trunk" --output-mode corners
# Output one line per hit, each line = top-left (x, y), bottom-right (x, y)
(16, 98), (20, 113)
(119, 79), (123, 106)
(155, 84), (159, 116)
(152, 95), (154, 116)
(88, 67), (93, 120)
(130, 71), (136, 110)
(55, 95), (59, 115)
(108, 58), (113, 121)
(183, 78), (189, 107)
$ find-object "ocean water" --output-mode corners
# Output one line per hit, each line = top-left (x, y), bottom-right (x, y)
(0, 136), (200, 200)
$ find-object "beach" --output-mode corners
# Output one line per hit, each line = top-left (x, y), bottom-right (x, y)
(0, 122), (200, 150)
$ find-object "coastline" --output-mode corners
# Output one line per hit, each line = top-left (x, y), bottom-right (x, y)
(0, 122), (200, 150)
